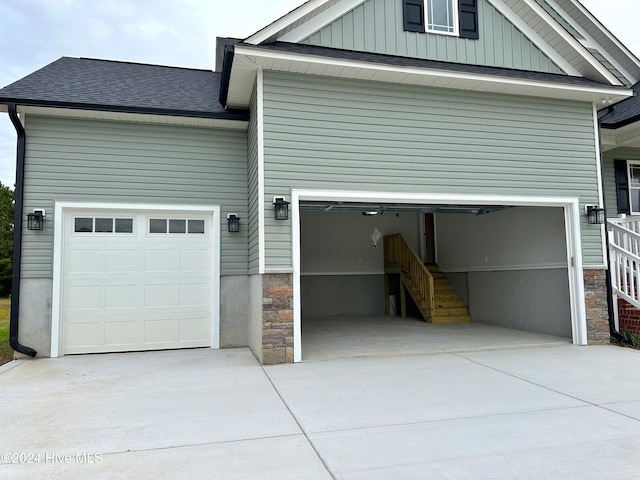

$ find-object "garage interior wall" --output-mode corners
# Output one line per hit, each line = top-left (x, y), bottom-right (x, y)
(300, 211), (421, 317)
(436, 206), (572, 337)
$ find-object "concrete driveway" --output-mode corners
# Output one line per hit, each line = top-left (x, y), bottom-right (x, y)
(1, 345), (640, 479)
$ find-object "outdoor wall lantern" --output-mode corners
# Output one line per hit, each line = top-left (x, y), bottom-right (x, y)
(27, 209), (46, 231)
(273, 197), (290, 221)
(227, 213), (240, 233)
(585, 205), (606, 225)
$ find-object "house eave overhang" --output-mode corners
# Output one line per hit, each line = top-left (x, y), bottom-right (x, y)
(0, 99), (249, 130)
(601, 120), (640, 152)
(226, 45), (632, 109)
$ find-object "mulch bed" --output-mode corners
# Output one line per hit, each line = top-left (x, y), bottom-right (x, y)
(0, 355), (13, 366)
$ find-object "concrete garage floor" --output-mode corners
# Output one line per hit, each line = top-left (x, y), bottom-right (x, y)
(2, 345), (640, 479)
(302, 315), (571, 361)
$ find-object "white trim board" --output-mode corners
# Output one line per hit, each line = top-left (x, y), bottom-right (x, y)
(291, 189), (588, 362)
(50, 201), (221, 357)
(230, 45), (632, 108)
(257, 70), (266, 274)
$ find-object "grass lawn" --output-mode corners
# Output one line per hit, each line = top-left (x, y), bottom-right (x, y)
(0, 298), (12, 364)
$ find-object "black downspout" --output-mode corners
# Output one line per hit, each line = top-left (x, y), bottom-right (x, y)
(596, 113), (626, 343)
(8, 104), (37, 357)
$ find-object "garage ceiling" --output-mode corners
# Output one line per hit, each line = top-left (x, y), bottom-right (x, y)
(299, 201), (510, 215)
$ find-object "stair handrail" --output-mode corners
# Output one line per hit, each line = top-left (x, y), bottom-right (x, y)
(608, 218), (640, 258)
(383, 233), (435, 319)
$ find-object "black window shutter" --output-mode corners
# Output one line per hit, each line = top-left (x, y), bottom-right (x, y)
(403, 0), (425, 33)
(614, 159), (630, 214)
(459, 0), (479, 40)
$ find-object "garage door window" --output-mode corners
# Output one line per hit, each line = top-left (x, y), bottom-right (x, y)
(74, 217), (134, 234)
(149, 218), (205, 235)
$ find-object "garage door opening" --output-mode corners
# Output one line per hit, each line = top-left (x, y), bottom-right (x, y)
(296, 198), (578, 362)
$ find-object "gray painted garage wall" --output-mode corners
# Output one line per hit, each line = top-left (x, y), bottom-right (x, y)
(17, 279), (53, 357)
(22, 115), (249, 278)
(436, 207), (568, 272)
(220, 276), (250, 347)
(468, 269), (572, 338)
(248, 274), (263, 362)
(301, 211), (421, 274)
(301, 275), (385, 317)
(300, 211), (419, 316)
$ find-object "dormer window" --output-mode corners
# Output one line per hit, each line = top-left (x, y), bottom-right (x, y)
(427, 0), (457, 34)
(403, 0), (479, 39)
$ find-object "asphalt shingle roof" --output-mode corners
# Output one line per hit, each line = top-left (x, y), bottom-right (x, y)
(0, 57), (246, 120)
(599, 81), (640, 128)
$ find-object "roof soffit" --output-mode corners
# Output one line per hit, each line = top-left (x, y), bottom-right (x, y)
(225, 44), (631, 110)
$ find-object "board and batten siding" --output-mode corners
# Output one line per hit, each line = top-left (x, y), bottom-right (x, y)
(247, 85), (261, 274)
(22, 116), (249, 278)
(602, 148), (640, 217)
(261, 71), (602, 269)
(301, 0), (564, 75)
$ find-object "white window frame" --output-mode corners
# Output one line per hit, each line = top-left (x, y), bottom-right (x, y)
(628, 161), (640, 215)
(426, 0), (459, 36)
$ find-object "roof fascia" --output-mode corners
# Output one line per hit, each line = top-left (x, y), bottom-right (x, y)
(245, 0), (331, 45)
(0, 104), (249, 130)
(278, 0), (365, 43)
(489, 0), (622, 85)
(567, 0), (640, 74)
(0, 97), (248, 122)
(231, 45), (632, 106)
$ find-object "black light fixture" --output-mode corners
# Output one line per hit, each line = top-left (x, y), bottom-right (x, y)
(585, 205), (605, 225)
(227, 213), (240, 233)
(27, 209), (45, 231)
(273, 197), (290, 221)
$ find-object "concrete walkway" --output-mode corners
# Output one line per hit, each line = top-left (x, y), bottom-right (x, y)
(1, 345), (640, 479)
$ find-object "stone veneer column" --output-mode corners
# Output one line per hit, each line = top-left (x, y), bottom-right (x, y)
(261, 273), (294, 364)
(583, 269), (610, 344)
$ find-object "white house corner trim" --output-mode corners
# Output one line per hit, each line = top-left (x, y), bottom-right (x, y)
(257, 69), (266, 275)
(593, 103), (608, 266)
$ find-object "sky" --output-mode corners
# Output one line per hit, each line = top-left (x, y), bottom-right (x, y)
(0, 0), (639, 189)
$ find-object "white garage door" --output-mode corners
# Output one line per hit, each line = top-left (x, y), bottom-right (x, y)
(61, 209), (215, 354)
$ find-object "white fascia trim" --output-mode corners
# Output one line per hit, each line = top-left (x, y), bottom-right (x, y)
(15, 106), (248, 130)
(279, 0), (368, 43)
(545, 0), (636, 85)
(290, 189), (588, 362)
(50, 201), (221, 357)
(257, 70), (266, 275)
(568, 0), (640, 72)
(519, 0), (621, 85)
(487, 0), (581, 77)
(593, 103), (607, 267)
(234, 46), (632, 101)
(245, 0), (332, 45)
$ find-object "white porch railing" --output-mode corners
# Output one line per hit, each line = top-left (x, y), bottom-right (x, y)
(608, 216), (640, 309)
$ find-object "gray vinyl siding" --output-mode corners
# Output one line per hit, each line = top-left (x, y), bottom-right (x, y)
(603, 147), (640, 216)
(301, 0), (565, 75)
(22, 116), (249, 278)
(261, 72), (602, 269)
(248, 84), (260, 273)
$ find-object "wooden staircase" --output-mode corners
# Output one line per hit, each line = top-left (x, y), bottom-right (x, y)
(383, 233), (470, 324)
(426, 264), (471, 323)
